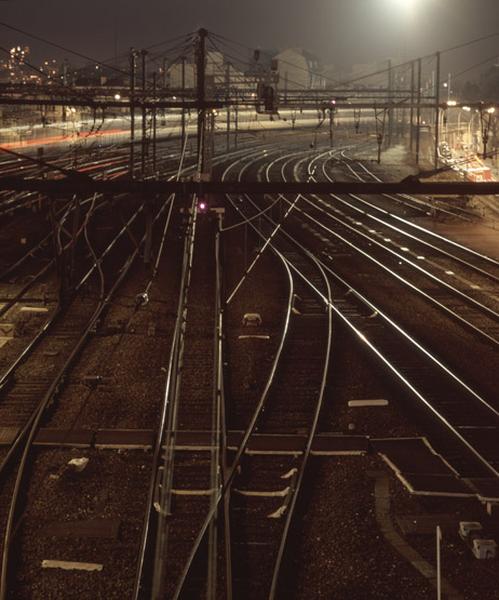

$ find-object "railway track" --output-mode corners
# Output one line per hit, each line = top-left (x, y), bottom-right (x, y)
(0, 191), (179, 598)
(337, 149), (481, 223)
(224, 209), (332, 600)
(222, 146), (499, 492)
(1, 130), (498, 598)
(269, 150), (499, 347)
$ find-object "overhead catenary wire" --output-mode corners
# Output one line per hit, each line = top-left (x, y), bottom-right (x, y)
(452, 52), (499, 81)
(0, 20), (128, 75)
(209, 31), (342, 87)
(0, 45), (96, 105)
(207, 35), (313, 92)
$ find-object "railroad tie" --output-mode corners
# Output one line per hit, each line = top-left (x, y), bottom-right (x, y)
(171, 488), (215, 496)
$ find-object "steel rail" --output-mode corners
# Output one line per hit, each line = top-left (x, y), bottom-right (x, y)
(0, 195), (127, 391)
(231, 189), (334, 599)
(0, 191), (174, 600)
(0, 231), (52, 281)
(132, 197), (194, 600)
(345, 153), (481, 222)
(131, 140), (305, 600)
(316, 151), (499, 286)
(169, 149), (295, 599)
(233, 152), (335, 599)
(342, 153), (478, 222)
(214, 223), (233, 600)
(338, 151), (499, 268)
(0, 193), (111, 322)
(237, 149), (499, 481)
(276, 154), (499, 408)
(150, 194), (199, 600)
(274, 157), (499, 347)
(207, 223), (224, 600)
(169, 143), (335, 599)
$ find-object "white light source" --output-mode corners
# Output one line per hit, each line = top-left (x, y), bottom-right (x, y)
(487, 107), (495, 114)
(447, 100), (457, 107)
(114, 93), (121, 101)
(387, 0), (418, 12)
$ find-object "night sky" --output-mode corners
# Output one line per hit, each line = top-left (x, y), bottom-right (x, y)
(1, 0), (498, 74)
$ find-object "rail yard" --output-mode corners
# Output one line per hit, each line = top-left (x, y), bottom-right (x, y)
(0, 20), (498, 600)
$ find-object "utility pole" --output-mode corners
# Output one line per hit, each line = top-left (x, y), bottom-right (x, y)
(375, 106), (386, 164)
(235, 100), (239, 150)
(141, 49), (148, 177)
(181, 56), (186, 155)
(196, 28), (207, 173)
(434, 51), (441, 169)
(416, 58), (422, 165)
(410, 61), (415, 153)
(329, 107), (335, 148)
(152, 71), (157, 173)
(129, 48), (137, 178)
(62, 60), (68, 125)
(387, 59), (394, 148)
(480, 107), (494, 159)
(225, 62), (231, 152)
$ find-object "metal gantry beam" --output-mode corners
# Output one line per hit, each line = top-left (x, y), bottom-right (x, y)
(0, 96), (493, 111)
(0, 177), (497, 196)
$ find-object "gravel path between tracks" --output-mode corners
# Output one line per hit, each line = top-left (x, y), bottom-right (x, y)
(44, 256), (178, 430)
(286, 452), (499, 599)
(223, 204), (289, 430)
(12, 448), (151, 600)
(286, 455), (435, 599)
(3, 214), (183, 599)
(320, 321), (421, 438)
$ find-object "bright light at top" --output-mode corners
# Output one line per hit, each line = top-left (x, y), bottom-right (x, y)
(388, 0), (415, 6)
(386, 0), (419, 14)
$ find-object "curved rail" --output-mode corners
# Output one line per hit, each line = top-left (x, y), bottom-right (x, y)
(0, 191), (175, 600)
(240, 147), (499, 481)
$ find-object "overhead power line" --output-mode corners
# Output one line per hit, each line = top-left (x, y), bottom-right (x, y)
(0, 21), (127, 75)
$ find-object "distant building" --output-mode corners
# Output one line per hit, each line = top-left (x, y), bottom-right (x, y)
(6, 45), (31, 84)
(39, 58), (60, 81)
(73, 63), (126, 87)
(273, 48), (325, 90)
(167, 51), (228, 90)
(165, 47), (327, 93)
(167, 60), (195, 89)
